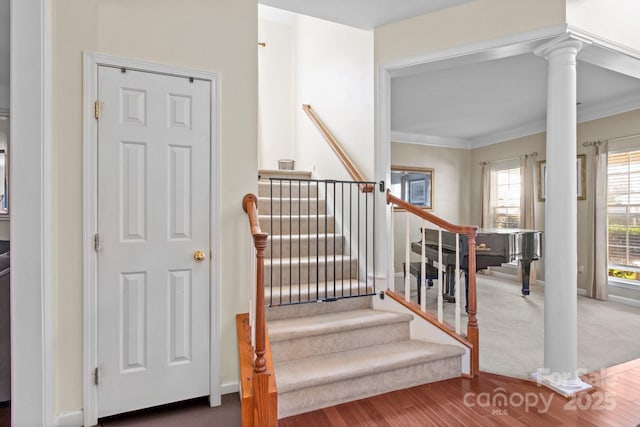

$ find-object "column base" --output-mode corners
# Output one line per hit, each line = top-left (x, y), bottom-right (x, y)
(531, 371), (593, 397)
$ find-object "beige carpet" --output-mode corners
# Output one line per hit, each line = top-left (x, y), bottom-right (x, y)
(396, 274), (640, 378)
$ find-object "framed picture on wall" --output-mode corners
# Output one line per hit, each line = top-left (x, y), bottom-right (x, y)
(390, 166), (433, 210)
(538, 154), (586, 201)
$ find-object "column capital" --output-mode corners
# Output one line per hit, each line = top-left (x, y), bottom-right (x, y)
(533, 34), (591, 60)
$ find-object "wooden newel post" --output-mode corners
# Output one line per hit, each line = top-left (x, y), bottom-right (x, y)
(252, 232), (268, 374)
(466, 230), (479, 377)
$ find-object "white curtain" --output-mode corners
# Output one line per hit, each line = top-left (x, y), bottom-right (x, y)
(480, 163), (491, 228)
(519, 155), (536, 283)
(588, 143), (609, 300)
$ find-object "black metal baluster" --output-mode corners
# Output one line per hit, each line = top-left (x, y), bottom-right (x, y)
(324, 180), (328, 300)
(365, 186), (369, 297)
(340, 182), (344, 297)
(308, 180), (311, 302)
(279, 179), (283, 305)
(270, 179), (273, 305)
(289, 178), (292, 304)
(316, 180), (319, 301)
(349, 183), (353, 295)
(372, 184), (376, 295)
(298, 179), (301, 303)
(357, 187), (360, 285)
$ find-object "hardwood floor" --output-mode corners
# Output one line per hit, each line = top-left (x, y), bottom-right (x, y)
(280, 360), (640, 427)
(1, 361), (639, 426)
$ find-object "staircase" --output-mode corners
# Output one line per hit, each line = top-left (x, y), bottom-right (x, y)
(257, 169), (465, 419)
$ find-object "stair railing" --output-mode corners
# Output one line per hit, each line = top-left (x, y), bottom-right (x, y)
(387, 191), (479, 377)
(302, 104), (374, 193)
(241, 194), (277, 427)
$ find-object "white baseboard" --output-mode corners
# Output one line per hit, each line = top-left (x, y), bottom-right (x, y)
(55, 410), (83, 427)
(608, 294), (640, 308)
(53, 385), (239, 426)
(220, 382), (239, 395)
(576, 287), (640, 307)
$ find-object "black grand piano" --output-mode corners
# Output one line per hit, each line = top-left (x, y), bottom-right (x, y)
(411, 228), (542, 308)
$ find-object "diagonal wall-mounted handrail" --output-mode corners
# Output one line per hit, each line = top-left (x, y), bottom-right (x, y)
(302, 104), (374, 193)
(387, 190), (479, 377)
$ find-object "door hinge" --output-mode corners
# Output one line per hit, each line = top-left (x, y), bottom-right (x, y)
(94, 100), (101, 119)
(94, 234), (100, 252)
(94, 367), (99, 386)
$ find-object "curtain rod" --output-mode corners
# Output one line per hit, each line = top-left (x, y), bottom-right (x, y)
(479, 151), (537, 166)
(582, 132), (640, 147)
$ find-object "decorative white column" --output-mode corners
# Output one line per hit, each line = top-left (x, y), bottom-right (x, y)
(533, 36), (592, 396)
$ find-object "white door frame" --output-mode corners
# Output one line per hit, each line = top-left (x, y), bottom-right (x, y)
(82, 52), (221, 426)
(10, 0), (54, 426)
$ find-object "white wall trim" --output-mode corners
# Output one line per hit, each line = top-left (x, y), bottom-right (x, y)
(390, 131), (470, 149)
(54, 411), (83, 427)
(10, 0), (54, 426)
(220, 382), (239, 395)
(82, 52), (222, 425)
(386, 24), (567, 77)
(568, 25), (640, 65)
(608, 294), (640, 308)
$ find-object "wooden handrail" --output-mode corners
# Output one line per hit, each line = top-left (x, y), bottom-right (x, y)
(387, 191), (476, 235)
(302, 104), (374, 193)
(387, 190), (479, 377)
(241, 193), (277, 426)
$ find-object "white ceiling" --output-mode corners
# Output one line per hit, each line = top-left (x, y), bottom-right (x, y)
(391, 52), (640, 148)
(259, 0), (475, 30)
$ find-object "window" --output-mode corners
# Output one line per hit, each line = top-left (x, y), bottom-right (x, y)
(490, 166), (520, 229)
(607, 150), (640, 282)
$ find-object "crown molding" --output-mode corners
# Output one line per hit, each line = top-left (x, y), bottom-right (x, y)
(390, 131), (471, 149)
(470, 119), (547, 149)
(577, 91), (640, 124)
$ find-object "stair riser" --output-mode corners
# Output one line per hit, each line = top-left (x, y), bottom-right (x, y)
(266, 296), (371, 321)
(271, 322), (410, 363)
(260, 216), (334, 235)
(266, 260), (358, 286)
(265, 235), (344, 258)
(277, 356), (462, 418)
(259, 182), (318, 198)
(258, 198), (326, 215)
(266, 283), (373, 306)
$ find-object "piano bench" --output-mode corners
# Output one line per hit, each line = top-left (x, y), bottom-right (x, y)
(403, 262), (439, 304)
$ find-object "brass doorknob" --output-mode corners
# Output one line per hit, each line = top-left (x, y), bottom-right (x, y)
(193, 250), (206, 262)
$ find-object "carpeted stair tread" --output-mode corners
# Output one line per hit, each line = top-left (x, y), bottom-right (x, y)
(268, 309), (413, 342)
(275, 340), (464, 394)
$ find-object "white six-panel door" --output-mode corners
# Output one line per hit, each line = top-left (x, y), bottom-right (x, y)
(97, 66), (211, 417)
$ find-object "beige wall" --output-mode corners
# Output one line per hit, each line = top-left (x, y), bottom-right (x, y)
(375, 0), (565, 66)
(53, 0), (257, 414)
(294, 15), (374, 181)
(258, 16), (296, 169)
(391, 143), (470, 271)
